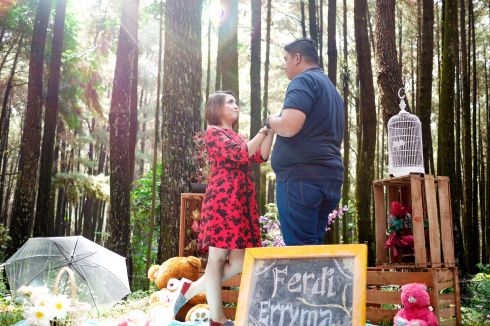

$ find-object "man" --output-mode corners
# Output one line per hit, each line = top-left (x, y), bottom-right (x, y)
(266, 38), (344, 246)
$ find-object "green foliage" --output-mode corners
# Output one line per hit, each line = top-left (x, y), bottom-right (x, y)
(461, 272), (490, 325)
(0, 266), (23, 325)
(0, 223), (11, 262)
(130, 165), (161, 291)
(52, 172), (109, 204)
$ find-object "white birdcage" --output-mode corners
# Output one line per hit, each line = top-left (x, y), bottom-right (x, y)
(387, 90), (425, 177)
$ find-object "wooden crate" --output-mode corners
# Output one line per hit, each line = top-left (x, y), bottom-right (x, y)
(178, 193), (205, 258)
(373, 175), (455, 268)
(366, 266), (461, 325)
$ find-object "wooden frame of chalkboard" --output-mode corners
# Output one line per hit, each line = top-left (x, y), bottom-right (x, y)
(235, 244), (367, 326)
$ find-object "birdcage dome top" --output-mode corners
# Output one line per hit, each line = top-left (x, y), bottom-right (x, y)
(387, 90), (425, 177)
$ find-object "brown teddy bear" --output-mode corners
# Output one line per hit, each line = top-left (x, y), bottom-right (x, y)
(148, 256), (202, 290)
(148, 256), (207, 321)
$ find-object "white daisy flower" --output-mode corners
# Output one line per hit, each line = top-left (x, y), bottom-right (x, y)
(24, 305), (51, 326)
(51, 294), (71, 319)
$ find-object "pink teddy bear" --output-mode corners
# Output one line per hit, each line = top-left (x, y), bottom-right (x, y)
(394, 283), (438, 326)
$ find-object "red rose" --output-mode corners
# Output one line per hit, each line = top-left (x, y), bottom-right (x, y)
(191, 220), (200, 233)
(390, 201), (408, 217)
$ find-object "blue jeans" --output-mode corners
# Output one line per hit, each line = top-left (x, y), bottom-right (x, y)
(276, 179), (342, 245)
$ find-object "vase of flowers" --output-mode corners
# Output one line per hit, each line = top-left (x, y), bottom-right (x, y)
(190, 131), (209, 193)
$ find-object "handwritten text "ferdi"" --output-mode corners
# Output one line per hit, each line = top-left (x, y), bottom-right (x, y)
(271, 266), (337, 298)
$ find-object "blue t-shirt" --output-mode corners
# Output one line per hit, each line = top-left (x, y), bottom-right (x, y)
(271, 67), (344, 181)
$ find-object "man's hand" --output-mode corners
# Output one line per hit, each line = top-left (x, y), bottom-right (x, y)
(267, 108), (306, 137)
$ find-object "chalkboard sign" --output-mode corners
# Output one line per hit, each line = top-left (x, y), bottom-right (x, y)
(235, 244), (367, 326)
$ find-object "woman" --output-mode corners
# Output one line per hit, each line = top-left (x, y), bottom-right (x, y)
(172, 91), (274, 326)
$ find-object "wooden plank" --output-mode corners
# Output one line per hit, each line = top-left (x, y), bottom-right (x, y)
(439, 307), (456, 319)
(221, 289), (240, 303)
(439, 319), (457, 326)
(367, 270), (432, 285)
(366, 289), (400, 304)
(424, 175), (442, 267)
(437, 268), (454, 282)
(452, 267), (462, 324)
(374, 184), (387, 265)
(410, 175), (427, 267)
(366, 306), (397, 323)
(439, 293), (456, 306)
(437, 177), (455, 267)
(431, 267), (441, 319)
(223, 307), (237, 320)
(179, 194), (187, 257)
(222, 274), (241, 287)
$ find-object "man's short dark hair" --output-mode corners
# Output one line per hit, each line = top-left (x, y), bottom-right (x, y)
(284, 38), (319, 65)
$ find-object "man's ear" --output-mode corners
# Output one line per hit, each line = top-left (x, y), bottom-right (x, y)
(295, 52), (301, 64)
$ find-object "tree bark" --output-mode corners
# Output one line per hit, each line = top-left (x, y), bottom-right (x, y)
(8, 0), (51, 255)
(375, 0), (408, 128)
(263, 0), (271, 122)
(459, 0), (472, 274)
(34, 0), (67, 237)
(300, 1), (307, 38)
(438, 0), (460, 269)
(469, 0), (479, 271)
(219, 0), (239, 99)
(158, 0), (202, 262)
(145, 0), (163, 286)
(0, 33), (23, 224)
(308, 0), (318, 45)
(341, 0), (350, 244)
(416, 0), (434, 174)
(107, 0), (139, 257)
(327, 0), (337, 86)
(250, 0), (261, 203)
(129, 43), (139, 181)
(354, 0), (377, 265)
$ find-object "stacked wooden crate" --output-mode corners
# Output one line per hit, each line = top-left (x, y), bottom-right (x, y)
(368, 175), (461, 325)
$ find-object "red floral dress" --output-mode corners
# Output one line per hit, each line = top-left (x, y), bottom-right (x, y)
(198, 126), (265, 251)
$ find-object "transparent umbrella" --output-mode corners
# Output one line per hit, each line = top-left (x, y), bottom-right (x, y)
(4, 236), (130, 312)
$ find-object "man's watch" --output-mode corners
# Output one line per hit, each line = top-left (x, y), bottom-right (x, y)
(264, 117), (271, 129)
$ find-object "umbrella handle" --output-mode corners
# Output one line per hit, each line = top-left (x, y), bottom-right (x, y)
(53, 266), (77, 300)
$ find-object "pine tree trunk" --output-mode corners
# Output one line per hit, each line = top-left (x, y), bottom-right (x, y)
(139, 90), (146, 177)
(158, 0), (202, 262)
(485, 45), (490, 263)
(459, 0), (472, 274)
(262, 0), (271, 122)
(454, 3), (463, 268)
(341, 0), (350, 244)
(438, 0), (460, 270)
(108, 0), (139, 257)
(34, 0), (67, 237)
(354, 0), (377, 265)
(0, 33), (23, 223)
(469, 0), (479, 271)
(327, 0), (337, 86)
(220, 0), (239, 99)
(250, 0), (261, 204)
(55, 123), (67, 236)
(8, 0), (52, 254)
(416, 0), (434, 174)
(375, 0), (408, 127)
(300, 1), (307, 38)
(308, 0), (318, 44)
(146, 0), (163, 284)
(129, 46), (139, 181)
